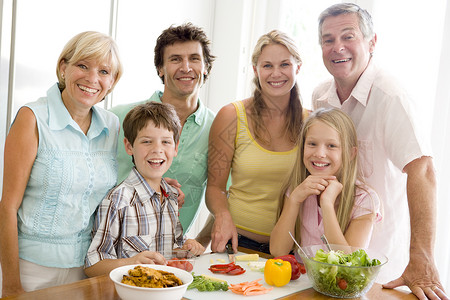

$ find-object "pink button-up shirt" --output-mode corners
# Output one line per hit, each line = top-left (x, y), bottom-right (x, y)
(300, 184), (381, 248)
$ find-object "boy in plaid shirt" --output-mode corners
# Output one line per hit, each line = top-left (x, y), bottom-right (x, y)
(84, 102), (204, 277)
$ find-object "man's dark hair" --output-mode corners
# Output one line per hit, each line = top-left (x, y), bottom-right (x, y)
(154, 22), (215, 83)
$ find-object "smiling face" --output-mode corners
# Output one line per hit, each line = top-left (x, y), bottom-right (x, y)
(60, 58), (114, 110)
(124, 121), (178, 189)
(303, 120), (343, 177)
(158, 41), (206, 99)
(254, 43), (300, 99)
(320, 13), (376, 88)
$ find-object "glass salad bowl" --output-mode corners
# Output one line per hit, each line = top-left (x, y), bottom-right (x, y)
(297, 244), (388, 298)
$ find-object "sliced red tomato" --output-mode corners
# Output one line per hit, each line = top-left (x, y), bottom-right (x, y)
(299, 263), (306, 274)
(167, 257), (193, 272)
(337, 278), (348, 290)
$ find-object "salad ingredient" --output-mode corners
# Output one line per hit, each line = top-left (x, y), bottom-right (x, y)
(166, 257), (193, 272)
(264, 259), (292, 287)
(274, 254), (304, 280)
(187, 273), (229, 291)
(299, 263), (306, 274)
(306, 248), (381, 296)
(209, 262), (246, 275)
(235, 254), (259, 261)
(229, 278), (273, 296)
(247, 261), (266, 272)
(313, 249), (381, 266)
(338, 278), (348, 290)
(227, 267), (246, 275)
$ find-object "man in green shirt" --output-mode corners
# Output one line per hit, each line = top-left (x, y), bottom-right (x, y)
(110, 23), (215, 234)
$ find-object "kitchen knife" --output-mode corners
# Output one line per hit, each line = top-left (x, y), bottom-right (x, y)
(226, 241), (235, 263)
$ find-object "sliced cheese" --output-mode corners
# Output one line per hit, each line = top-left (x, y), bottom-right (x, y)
(235, 253), (259, 261)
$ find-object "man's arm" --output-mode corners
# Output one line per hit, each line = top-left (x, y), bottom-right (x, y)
(383, 156), (448, 300)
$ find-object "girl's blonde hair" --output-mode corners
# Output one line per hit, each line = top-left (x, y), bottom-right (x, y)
(56, 31), (123, 95)
(250, 29), (303, 144)
(279, 108), (362, 244)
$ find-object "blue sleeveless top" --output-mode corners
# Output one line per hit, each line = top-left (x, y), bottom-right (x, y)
(17, 83), (119, 268)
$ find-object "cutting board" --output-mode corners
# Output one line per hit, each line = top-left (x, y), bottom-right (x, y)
(183, 252), (312, 300)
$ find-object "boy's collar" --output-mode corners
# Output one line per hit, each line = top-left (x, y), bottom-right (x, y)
(160, 185), (169, 198)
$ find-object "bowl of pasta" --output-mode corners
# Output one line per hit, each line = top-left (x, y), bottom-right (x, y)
(109, 264), (193, 300)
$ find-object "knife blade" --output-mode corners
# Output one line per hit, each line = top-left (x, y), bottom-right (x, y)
(226, 241), (235, 263)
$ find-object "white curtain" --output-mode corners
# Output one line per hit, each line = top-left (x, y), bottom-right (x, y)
(432, 0), (450, 291)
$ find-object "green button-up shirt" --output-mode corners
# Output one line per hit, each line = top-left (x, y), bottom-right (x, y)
(110, 91), (215, 232)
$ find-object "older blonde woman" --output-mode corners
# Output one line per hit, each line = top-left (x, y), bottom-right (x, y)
(0, 31), (123, 297)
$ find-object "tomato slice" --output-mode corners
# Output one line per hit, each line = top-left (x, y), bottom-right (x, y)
(299, 263), (306, 274)
(185, 261), (194, 272)
(338, 278), (348, 290)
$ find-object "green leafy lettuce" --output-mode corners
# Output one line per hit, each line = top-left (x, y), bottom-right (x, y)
(305, 249), (382, 297)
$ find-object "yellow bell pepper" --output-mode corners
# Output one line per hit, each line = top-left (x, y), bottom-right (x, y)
(264, 258), (292, 287)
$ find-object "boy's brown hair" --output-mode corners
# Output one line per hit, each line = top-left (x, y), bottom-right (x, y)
(123, 102), (181, 147)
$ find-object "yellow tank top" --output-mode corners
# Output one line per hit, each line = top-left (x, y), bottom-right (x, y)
(228, 101), (298, 236)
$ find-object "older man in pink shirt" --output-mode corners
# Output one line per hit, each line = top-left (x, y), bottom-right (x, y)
(313, 3), (447, 300)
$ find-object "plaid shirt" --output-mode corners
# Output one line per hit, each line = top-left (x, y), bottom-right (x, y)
(85, 168), (184, 267)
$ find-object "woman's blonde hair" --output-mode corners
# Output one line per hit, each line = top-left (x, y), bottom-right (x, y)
(56, 31), (123, 95)
(279, 108), (363, 244)
(250, 29), (303, 144)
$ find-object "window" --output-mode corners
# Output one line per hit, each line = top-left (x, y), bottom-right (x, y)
(12, 0), (111, 118)
(278, 0), (337, 109)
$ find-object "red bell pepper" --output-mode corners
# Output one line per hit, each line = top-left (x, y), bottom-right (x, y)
(274, 254), (303, 280)
(209, 262), (246, 275)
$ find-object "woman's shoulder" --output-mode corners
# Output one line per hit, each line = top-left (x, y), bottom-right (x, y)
(217, 98), (253, 117)
(214, 101), (239, 122)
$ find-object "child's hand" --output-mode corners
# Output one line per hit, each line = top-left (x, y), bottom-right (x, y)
(181, 239), (205, 256)
(131, 251), (166, 265)
(290, 175), (336, 204)
(319, 178), (343, 208)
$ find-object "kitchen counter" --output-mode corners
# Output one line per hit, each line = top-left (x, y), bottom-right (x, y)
(2, 247), (416, 300)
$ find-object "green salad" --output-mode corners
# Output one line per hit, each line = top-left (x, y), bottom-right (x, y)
(305, 248), (381, 297)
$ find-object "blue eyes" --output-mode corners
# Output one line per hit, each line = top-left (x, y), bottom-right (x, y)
(77, 64), (110, 75)
(306, 142), (338, 148)
(263, 63), (290, 68)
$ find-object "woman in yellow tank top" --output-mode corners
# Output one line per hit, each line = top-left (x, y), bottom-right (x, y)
(206, 30), (307, 254)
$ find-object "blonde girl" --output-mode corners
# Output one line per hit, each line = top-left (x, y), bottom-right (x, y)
(270, 108), (381, 256)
